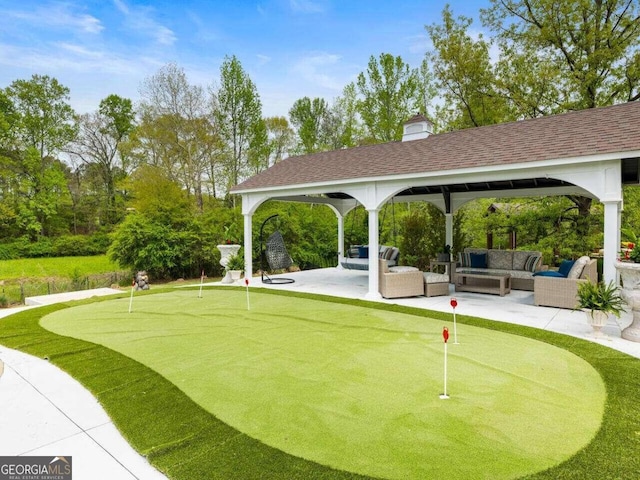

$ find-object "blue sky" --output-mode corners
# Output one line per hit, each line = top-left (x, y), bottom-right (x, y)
(0, 0), (490, 118)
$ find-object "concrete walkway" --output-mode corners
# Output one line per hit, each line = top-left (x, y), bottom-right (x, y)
(1, 270), (639, 480)
(0, 290), (167, 480)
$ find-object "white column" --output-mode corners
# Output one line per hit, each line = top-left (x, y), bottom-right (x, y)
(603, 200), (621, 284)
(243, 213), (253, 280)
(336, 212), (345, 268)
(365, 208), (382, 300)
(445, 213), (453, 249)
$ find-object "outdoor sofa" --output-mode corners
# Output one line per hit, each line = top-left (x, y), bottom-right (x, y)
(341, 245), (400, 271)
(378, 258), (424, 299)
(456, 248), (544, 291)
(533, 256), (598, 309)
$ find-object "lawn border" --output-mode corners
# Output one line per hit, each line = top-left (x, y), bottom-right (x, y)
(1, 286), (639, 479)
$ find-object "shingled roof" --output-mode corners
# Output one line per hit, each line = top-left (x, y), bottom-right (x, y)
(232, 101), (640, 193)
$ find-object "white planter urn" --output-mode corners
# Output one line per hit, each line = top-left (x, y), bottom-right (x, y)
(584, 309), (609, 338)
(218, 244), (241, 284)
(614, 261), (640, 342)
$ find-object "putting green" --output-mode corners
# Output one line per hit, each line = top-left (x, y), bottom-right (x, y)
(41, 289), (605, 479)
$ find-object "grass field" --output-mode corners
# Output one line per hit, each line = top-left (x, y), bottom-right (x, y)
(0, 255), (121, 279)
(1, 287), (640, 479)
(40, 288), (605, 479)
(0, 255), (129, 305)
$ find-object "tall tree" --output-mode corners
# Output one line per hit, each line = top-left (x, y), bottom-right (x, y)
(355, 53), (424, 142)
(331, 82), (363, 148)
(212, 55), (263, 194)
(481, 0), (640, 110)
(67, 95), (135, 226)
(4, 75), (77, 237)
(288, 96), (329, 154)
(427, 7), (512, 129)
(264, 116), (294, 165)
(133, 64), (219, 209)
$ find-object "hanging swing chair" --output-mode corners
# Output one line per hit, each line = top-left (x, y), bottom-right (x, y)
(260, 214), (295, 284)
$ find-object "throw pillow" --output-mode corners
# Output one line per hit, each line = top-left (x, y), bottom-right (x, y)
(557, 260), (575, 277)
(524, 255), (541, 272)
(533, 271), (566, 277)
(567, 256), (590, 279)
(458, 252), (472, 267)
(358, 246), (369, 259)
(470, 253), (487, 268)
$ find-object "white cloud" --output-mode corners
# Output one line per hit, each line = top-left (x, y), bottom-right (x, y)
(1, 2), (103, 34)
(112, 0), (177, 46)
(408, 33), (432, 55)
(256, 54), (271, 66)
(291, 52), (344, 90)
(289, 0), (325, 14)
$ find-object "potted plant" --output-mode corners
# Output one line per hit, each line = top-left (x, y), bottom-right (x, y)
(437, 245), (451, 262)
(222, 223), (240, 245)
(225, 253), (244, 282)
(576, 281), (626, 337)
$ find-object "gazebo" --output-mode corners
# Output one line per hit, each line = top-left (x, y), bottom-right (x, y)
(231, 102), (640, 299)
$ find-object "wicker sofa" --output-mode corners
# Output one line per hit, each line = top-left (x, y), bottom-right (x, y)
(534, 257), (598, 309)
(341, 245), (400, 270)
(378, 259), (424, 299)
(455, 248), (544, 291)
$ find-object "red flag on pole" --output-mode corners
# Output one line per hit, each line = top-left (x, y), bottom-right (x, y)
(450, 298), (457, 309)
(443, 327), (449, 343)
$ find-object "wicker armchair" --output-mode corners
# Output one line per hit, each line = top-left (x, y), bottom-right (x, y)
(378, 259), (424, 299)
(533, 259), (598, 309)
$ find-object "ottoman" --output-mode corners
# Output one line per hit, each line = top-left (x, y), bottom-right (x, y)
(423, 272), (450, 297)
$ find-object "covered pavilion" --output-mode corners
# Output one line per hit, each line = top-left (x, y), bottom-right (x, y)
(231, 101), (640, 299)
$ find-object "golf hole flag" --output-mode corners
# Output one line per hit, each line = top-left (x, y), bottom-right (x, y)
(245, 278), (250, 310)
(440, 327), (450, 399)
(450, 297), (459, 344)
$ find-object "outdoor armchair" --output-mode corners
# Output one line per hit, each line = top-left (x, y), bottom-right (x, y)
(533, 258), (598, 309)
(378, 259), (424, 299)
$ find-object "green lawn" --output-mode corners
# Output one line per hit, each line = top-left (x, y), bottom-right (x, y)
(0, 255), (121, 280)
(1, 287), (640, 479)
(0, 255), (128, 305)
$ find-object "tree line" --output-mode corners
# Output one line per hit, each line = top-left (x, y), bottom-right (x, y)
(0, 0), (638, 279)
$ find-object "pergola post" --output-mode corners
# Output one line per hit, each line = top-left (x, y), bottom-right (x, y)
(603, 200), (621, 284)
(445, 213), (453, 250)
(365, 208), (382, 300)
(243, 213), (253, 280)
(336, 212), (345, 269)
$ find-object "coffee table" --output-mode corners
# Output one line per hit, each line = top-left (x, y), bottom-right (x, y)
(455, 270), (511, 296)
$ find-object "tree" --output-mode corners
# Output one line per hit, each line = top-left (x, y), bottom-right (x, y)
(4, 75), (77, 237)
(6, 74), (77, 160)
(427, 6), (512, 129)
(288, 96), (329, 154)
(481, 0), (640, 110)
(67, 95), (135, 226)
(133, 63), (219, 209)
(355, 53), (424, 142)
(331, 82), (364, 148)
(212, 55), (263, 194)
(264, 116), (294, 165)
(109, 165), (199, 278)
(247, 117), (270, 174)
